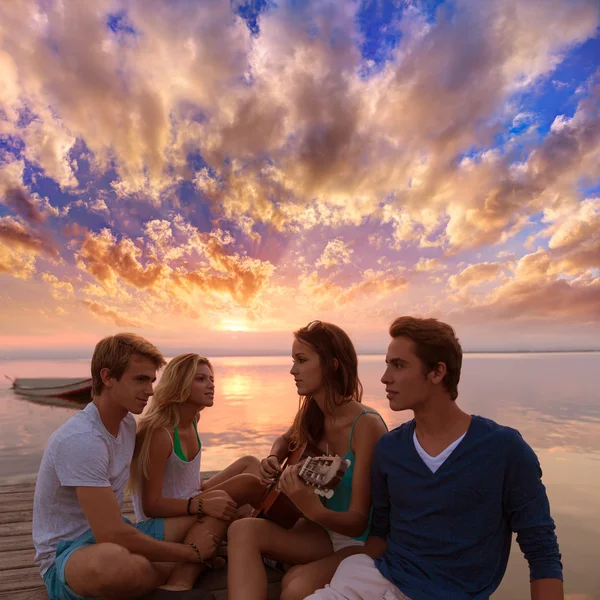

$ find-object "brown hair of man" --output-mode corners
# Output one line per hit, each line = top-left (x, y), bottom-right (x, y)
(91, 333), (166, 397)
(389, 316), (462, 400)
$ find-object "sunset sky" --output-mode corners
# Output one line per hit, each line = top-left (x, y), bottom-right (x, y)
(0, 0), (599, 358)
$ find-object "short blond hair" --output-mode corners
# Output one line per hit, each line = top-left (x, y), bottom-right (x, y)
(91, 333), (166, 396)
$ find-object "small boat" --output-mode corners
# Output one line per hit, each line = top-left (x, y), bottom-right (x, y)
(8, 377), (93, 405)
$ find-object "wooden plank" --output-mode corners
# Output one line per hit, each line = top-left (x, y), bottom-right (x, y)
(0, 548), (35, 571)
(0, 566), (44, 592)
(0, 521), (32, 537)
(0, 510), (36, 524)
(0, 483), (36, 495)
(0, 588), (47, 600)
(0, 492), (37, 503)
(0, 533), (34, 552)
(0, 500), (134, 515)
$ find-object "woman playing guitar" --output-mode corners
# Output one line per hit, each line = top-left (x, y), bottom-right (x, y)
(227, 321), (388, 600)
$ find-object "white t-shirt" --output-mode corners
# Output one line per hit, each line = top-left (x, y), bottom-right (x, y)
(413, 431), (466, 473)
(32, 402), (136, 575)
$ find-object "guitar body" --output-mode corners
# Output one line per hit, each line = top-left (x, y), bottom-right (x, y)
(254, 442), (321, 529)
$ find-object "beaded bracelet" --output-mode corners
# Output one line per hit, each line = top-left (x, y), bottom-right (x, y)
(196, 496), (205, 523)
(188, 542), (213, 569)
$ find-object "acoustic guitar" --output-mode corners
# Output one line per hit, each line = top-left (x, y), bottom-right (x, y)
(253, 444), (350, 529)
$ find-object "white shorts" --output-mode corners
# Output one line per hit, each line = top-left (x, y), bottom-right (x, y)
(304, 554), (410, 600)
(328, 531), (365, 553)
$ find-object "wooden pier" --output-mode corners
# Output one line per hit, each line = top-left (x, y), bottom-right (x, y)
(0, 476), (282, 599)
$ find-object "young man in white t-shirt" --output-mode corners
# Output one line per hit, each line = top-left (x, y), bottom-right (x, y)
(33, 333), (234, 600)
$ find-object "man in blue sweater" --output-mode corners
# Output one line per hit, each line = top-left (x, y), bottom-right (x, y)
(306, 316), (563, 600)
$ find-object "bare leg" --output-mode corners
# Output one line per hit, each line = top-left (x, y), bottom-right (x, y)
(161, 514), (228, 591)
(64, 542), (166, 599)
(227, 517), (333, 600)
(202, 455), (261, 490)
(281, 545), (366, 600)
(214, 473), (266, 506)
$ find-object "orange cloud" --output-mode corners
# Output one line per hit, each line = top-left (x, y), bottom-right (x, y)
(82, 299), (145, 328)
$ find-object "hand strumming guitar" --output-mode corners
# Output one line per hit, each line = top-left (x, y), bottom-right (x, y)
(278, 463), (323, 519)
(259, 455), (282, 485)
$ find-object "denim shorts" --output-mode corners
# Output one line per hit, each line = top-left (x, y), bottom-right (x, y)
(42, 518), (165, 600)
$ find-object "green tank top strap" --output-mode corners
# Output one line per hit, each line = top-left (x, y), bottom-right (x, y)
(347, 410), (388, 454)
(173, 422), (202, 463)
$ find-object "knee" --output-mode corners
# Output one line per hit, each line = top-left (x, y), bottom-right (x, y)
(281, 569), (311, 600)
(227, 517), (263, 545)
(242, 455), (260, 469)
(92, 544), (152, 594)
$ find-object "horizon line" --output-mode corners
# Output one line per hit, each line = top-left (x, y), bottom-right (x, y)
(1, 348), (599, 361)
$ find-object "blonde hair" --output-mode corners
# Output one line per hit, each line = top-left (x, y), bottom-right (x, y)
(91, 333), (166, 396)
(131, 353), (213, 484)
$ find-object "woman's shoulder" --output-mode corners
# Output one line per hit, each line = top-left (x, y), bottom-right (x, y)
(148, 426), (174, 452)
(352, 406), (388, 437)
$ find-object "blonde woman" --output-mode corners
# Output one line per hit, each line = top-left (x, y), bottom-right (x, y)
(132, 353), (265, 532)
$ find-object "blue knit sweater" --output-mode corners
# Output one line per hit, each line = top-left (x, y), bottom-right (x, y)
(370, 416), (562, 600)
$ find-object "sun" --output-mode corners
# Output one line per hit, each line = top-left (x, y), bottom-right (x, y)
(220, 319), (249, 332)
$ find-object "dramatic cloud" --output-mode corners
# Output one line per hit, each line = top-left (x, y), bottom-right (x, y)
(0, 0), (598, 350)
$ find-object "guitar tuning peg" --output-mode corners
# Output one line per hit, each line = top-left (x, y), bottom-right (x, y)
(325, 489), (334, 499)
(345, 459), (351, 467)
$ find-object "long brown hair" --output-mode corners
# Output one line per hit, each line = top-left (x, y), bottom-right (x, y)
(290, 321), (363, 450)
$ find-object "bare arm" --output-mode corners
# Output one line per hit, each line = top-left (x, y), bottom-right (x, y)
(363, 535), (387, 559)
(268, 425), (294, 462)
(259, 425), (294, 484)
(76, 486), (205, 563)
(141, 429), (190, 518)
(311, 414), (387, 536)
(140, 429), (237, 521)
(531, 579), (563, 600)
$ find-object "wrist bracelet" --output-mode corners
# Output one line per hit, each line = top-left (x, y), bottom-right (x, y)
(187, 497), (194, 515)
(188, 542), (212, 569)
(196, 496), (204, 523)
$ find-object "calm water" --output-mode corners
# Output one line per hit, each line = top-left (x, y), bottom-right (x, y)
(1, 353), (599, 599)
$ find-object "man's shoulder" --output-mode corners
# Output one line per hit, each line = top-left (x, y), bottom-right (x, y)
(471, 415), (524, 445)
(45, 407), (109, 457)
(376, 419), (414, 448)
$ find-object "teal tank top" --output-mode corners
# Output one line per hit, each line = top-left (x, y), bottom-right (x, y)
(322, 410), (388, 541)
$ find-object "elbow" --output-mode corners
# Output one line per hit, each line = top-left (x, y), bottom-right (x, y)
(142, 502), (162, 518)
(347, 514), (370, 538)
(94, 526), (126, 546)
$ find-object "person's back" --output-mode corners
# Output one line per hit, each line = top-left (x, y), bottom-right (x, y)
(33, 403), (136, 575)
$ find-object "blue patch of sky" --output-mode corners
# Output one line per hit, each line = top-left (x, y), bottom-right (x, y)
(452, 36), (599, 166)
(177, 180), (214, 233)
(106, 11), (137, 36)
(356, 0), (447, 67)
(509, 37), (600, 139)
(232, 0), (270, 35)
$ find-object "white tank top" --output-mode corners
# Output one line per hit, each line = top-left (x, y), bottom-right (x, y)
(133, 428), (202, 522)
